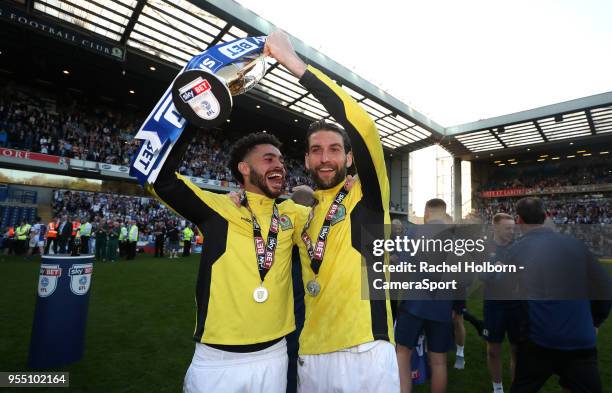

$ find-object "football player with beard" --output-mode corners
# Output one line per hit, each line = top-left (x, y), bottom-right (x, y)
(149, 130), (309, 393)
(265, 30), (399, 393)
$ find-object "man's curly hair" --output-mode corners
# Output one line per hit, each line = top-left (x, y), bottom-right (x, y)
(229, 132), (282, 184)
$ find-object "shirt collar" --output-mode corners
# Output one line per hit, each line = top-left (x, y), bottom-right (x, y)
(313, 178), (347, 205)
(244, 190), (275, 210)
(522, 225), (552, 237)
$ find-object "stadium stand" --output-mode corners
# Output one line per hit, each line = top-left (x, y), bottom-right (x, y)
(474, 156), (612, 258)
(0, 184), (38, 228)
(52, 189), (177, 237)
(0, 87), (313, 190)
(476, 156), (611, 222)
(479, 157), (611, 192)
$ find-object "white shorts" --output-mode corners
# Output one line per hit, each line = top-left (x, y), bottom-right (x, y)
(298, 340), (399, 393)
(184, 338), (288, 393)
(29, 238), (37, 248)
(37, 241), (45, 247)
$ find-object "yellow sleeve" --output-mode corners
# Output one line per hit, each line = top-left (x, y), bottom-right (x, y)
(147, 126), (237, 224)
(299, 66), (390, 213)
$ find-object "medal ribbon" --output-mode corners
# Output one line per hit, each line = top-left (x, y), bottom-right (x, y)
(241, 193), (281, 282)
(301, 180), (350, 275)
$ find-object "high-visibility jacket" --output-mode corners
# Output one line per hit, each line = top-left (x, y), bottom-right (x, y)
(79, 222), (92, 237)
(72, 222), (81, 236)
(47, 222), (57, 238)
(128, 225), (138, 242)
(182, 227), (194, 241)
(8, 227), (15, 238)
(17, 224), (31, 240)
(119, 226), (127, 241)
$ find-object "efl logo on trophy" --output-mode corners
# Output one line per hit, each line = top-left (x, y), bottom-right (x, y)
(171, 38), (268, 128)
(38, 264), (62, 298)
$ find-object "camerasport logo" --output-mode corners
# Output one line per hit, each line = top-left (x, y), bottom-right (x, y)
(38, 264), (62, 297)
(69, 263), (93, 295)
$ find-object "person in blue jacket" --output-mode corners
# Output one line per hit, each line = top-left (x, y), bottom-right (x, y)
(507, 197), (611, 393)
(396, 198), (455, 393)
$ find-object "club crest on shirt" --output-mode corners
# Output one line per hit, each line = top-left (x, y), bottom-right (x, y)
(330, 205), (346, 226)
(279, 215), (293, 230)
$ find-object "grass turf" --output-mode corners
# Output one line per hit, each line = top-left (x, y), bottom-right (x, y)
(0, 254), (609, 392)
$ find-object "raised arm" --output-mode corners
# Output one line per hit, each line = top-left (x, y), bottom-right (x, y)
(147, 125), (219, 226)
(265, 30), (389, 212)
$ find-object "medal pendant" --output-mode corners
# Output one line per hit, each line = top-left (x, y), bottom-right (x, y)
(253, 286), (269, 303)
(306, 279), (321, 297)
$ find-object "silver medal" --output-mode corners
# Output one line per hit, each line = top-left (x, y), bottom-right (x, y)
(306, 280), (321, 297)
(253, 286), (269, 303)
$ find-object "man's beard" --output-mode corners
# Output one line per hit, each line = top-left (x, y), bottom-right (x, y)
(249, 166), (284, 199)
(308, 160), (347, 190)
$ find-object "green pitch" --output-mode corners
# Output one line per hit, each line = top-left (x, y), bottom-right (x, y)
(0, 254), (610, 392)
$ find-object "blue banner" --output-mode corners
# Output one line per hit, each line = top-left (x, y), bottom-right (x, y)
(130, 36), (266, 185)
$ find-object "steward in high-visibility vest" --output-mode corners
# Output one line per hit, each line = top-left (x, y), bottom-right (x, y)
(182, 226), (194, 241)
(15, 220), (30, 255)
(44, 220), (59, 255)
(47, 221), (57, 238)
(70, 219), (81, 256)
(79, 220), (92, 254)
(129, 224), (139, 241)
(182, 226), (194, 257)
(126, 221), (138, 260)
(5, 227), (15, 255)
(71, 220), (81, 237)
(16, 222), (29, 240)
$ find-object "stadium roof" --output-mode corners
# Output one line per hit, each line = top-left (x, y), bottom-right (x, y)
(11, 0), (612, 157)
(28, 0), (441, 151)
(442, 92), (612, 159)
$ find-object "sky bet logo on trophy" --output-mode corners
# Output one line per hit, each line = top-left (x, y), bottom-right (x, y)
(130, 36), (268, 186)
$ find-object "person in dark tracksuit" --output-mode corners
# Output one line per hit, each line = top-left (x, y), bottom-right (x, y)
(507, 197), (611, 393)
(481, 213), (522, 393)
(396, 199), (455, 393)
(95, 220), (108, 262)
(154, 221), (165, 258)
(107, 221), (119, 262)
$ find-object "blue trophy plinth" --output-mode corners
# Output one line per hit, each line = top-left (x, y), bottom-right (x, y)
(28, 254), (95, 369)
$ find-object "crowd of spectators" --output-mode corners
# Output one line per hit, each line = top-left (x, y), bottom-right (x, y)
(0, 89), (312, 190)
(480, 159), (611, 192)
(52, 189), (181, 241)
(0, 91), (140, 165)
(476, 194), (612, 225)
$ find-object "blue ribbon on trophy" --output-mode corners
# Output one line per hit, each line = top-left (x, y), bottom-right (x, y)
(130, 36), (267, 185)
